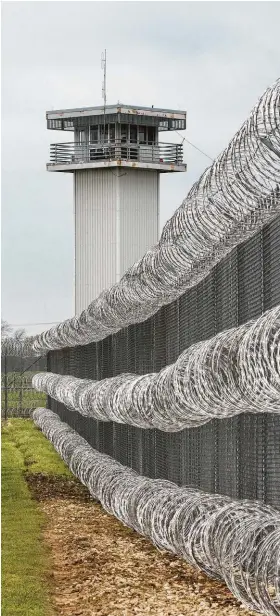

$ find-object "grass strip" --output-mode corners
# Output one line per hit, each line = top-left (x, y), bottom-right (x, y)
(2, 419), (72, 476)
(1, 419), (72, 615)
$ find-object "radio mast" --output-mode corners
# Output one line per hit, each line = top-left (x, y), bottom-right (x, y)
(101, 49), (107, 143)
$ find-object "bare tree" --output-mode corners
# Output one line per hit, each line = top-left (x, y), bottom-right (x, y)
(1, 320), (26, 340)
(1, 320), (12, 338)
(13, 328), (26, 341)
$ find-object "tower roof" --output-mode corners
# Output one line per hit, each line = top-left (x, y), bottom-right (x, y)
(47, 103), (185, 120)
(46, 104), (186, 131)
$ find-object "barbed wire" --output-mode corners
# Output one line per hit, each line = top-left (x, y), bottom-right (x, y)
(33, 407), (280, 616)
(1, 336), (41, 358)
(32, 305), (280, 431)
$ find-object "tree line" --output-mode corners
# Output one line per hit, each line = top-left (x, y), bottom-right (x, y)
(1, 320), (26, 341)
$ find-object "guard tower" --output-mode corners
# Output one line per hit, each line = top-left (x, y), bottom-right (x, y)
(46, 103), (187, 314)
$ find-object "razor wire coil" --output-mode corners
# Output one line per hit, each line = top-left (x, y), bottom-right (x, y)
(33, 408), (280, 616)
(32, 305), (280, 432)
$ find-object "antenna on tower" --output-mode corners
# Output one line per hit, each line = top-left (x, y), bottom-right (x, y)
(101, 49), (107, 144)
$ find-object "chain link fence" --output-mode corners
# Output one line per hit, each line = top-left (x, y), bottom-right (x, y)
(1, 355), (47, 419)
(47, 216), (280, 508)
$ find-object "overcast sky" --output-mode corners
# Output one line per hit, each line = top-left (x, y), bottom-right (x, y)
(2, 1), (280, 335)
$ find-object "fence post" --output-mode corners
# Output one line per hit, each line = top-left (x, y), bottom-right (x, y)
(4, 351), (8, 420)
(19, 353), (23, 416)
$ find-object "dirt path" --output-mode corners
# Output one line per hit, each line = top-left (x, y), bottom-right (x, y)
(27, 474), (255, 616)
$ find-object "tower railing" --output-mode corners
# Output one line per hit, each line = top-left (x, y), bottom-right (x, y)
(48, 140), (184, 166)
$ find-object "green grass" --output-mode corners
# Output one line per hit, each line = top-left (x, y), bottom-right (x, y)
(1, 372), (41, 387)
(1, 419), (72, 615)
(2, 390), (46, 411)
(1, 372), (46, 412)
(2, 419), (72, 476)
(2, 433), (52, 615)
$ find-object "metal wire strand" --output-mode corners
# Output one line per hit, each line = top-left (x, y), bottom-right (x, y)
(33, 408), (280, 616)
(2, 79), (280, 357)
(32, 306), (280, 432)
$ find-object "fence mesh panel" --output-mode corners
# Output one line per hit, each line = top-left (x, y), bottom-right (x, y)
(1, 355), (47, 418)
(48, 216), (280, 508)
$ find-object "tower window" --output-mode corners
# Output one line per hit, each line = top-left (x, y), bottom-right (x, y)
(121, 124), (128, 142)
(148, 127), (155, 144)
(90, 125), (98, 142)
(138, 126), (147, 144)
(109, 124), (115, 141)
(130, 125), (137, 144)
